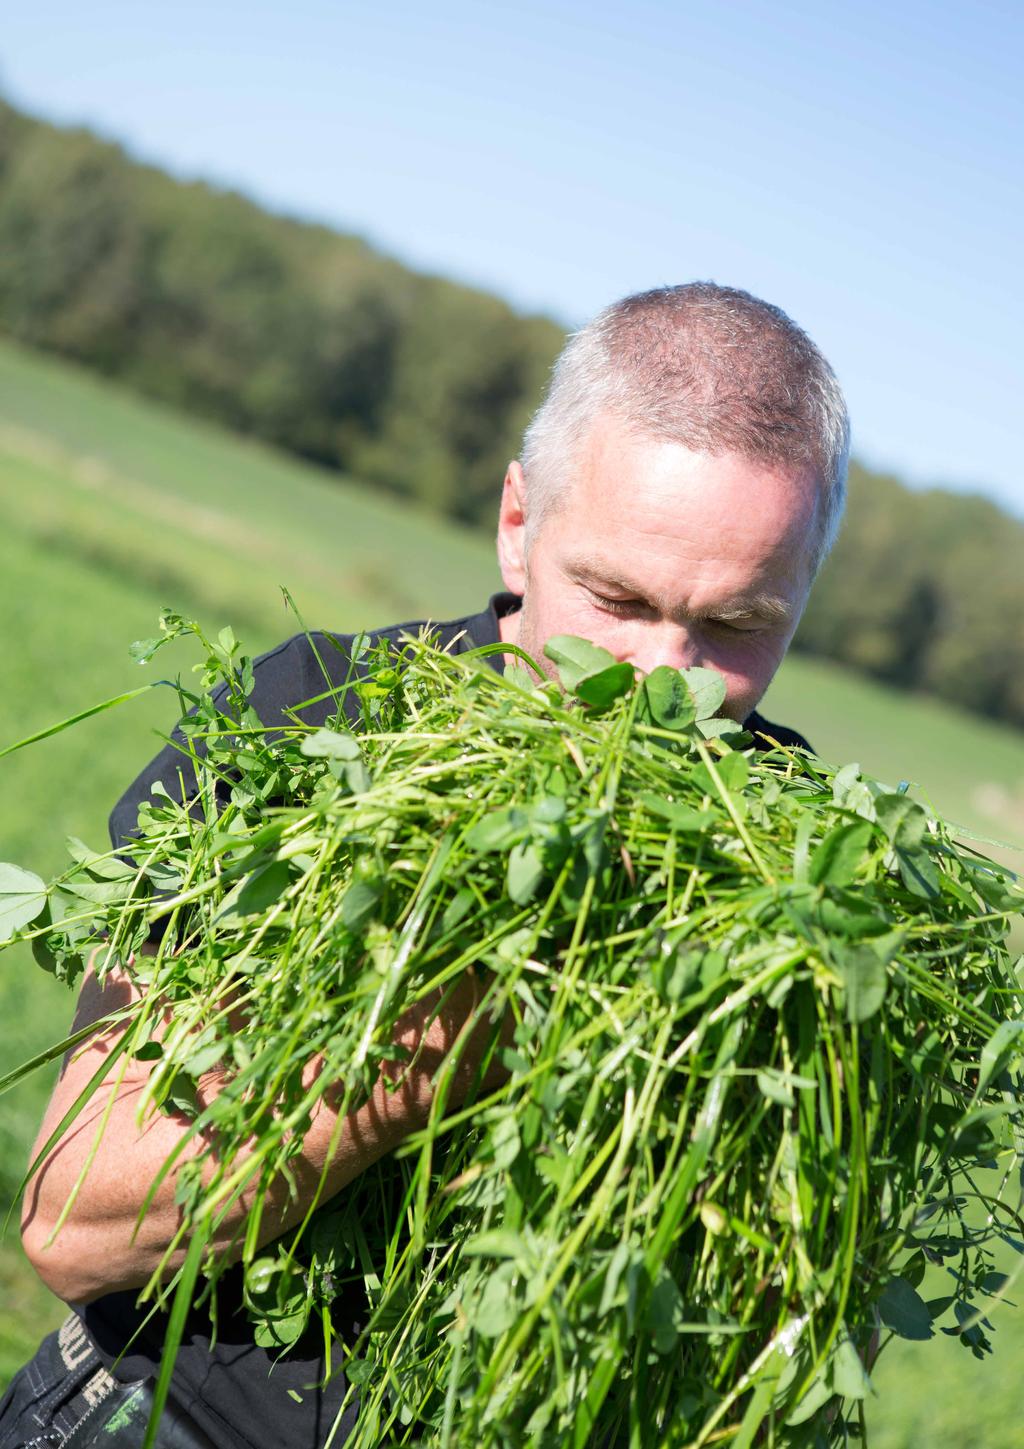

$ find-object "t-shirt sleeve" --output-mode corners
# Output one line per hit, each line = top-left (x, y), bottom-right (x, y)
(108, 631), (356, 853)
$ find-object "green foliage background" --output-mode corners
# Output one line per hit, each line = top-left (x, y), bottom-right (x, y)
(2, 99), (1024, 727)
(0, 340), (1022, 1444)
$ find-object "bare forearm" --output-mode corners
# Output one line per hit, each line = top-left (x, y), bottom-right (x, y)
(21, 1058), (428, 1303)
(21, 968), (504, 1304)
(23, 1071), (429, 1302)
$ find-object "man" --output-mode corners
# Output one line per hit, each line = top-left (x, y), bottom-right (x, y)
(9, 282), (848, 1448)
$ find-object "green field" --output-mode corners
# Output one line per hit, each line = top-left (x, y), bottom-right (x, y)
(1, 336), (1022, 1443)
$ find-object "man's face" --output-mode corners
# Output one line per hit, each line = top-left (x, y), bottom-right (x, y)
(497, 414), (821, 723)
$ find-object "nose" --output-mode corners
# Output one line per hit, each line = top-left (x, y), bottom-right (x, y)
(627, 623), (704, 676)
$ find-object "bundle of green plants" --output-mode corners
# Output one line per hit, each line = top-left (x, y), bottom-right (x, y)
(3, 610), (1024, 1449)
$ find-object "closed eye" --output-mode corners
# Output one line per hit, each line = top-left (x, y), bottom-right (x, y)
(587, 592), (655, 618)
(585, 583), (775, 635)
(705, 617), (767, 635)
(592, 594), (765, 633)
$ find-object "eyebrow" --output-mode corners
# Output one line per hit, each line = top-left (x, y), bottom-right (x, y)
(566, 556), (795, 625)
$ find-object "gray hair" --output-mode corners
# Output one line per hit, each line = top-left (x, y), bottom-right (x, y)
(519, 283), (850, 571)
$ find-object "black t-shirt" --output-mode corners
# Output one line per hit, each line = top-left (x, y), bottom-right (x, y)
(88, 593), (811, 1449)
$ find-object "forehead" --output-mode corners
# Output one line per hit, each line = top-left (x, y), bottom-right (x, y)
(548, 415), (820, 601)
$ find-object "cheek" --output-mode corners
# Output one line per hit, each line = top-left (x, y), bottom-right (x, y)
(706, 632), (787, 675)
(533, 584), (617, 644)
(713, 636), (790, 714)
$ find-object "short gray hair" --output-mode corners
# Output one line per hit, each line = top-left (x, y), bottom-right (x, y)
(519, 283), (850, 571)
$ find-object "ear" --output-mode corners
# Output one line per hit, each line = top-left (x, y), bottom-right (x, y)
(496, 461), (528, 596)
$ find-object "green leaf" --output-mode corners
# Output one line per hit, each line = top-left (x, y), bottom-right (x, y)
(65, 838), (137, 880)
(716, 750), (750, 793)
(465, 808), (528, 853)
(474, 1263), (520, 1338)
(681, 667), (726, 721)
(161, 1071), (199, 1118)
(697, 716), (749, 743)
(507, 841), (545, 904)
(641, 667), (697, 731)
(341, 758), (372, 794)
(700, 949), (727, 989)
(756, 1070), (795, 1107)
(785, 1362), (835, 1426)
(968, 862), (1023, 912)
(978, 1020), (1024, 1093)
(61, 875), (135, 907)
(463, 1230), (529, 1260)
(129, 636), (161, 664)
(646, 1267), (686, 1354)
(875, 793), (941, 898)
(0, 863), (48, 943)
(809, 820), (874, 888)
(341, 878), (382, 931)
(575, 662), (635, 709)
(491, 1114), (521, 1170)
(649, 945), (703, 1003)
(245, 1256), (281, 1301)
(184, 1039), (227, 1076)
(695, 750), (749, 798)
(817, 896), (890, 939)
(878, 1277), (933, 1340)
(792, 812), (815, 884)
(31, 930), (64, 978)
(530, 795), (566, 827)
(598, 1239), (638, 1317)
(837, 944), (888, 1023)
(576, 812), (609, 876)
(217, 860), (292, 923)
(344, 1357), (373, 1388)
(503, 662), (535, 692)
(254, 1306), (309, 1348)
(875, 793), (927, 848)
(639, 795), (712, 832)
(831, 761), (862, 803)
(896, 844), (941, 899)
(300, 728), (361, 760)
(237, 859), (292, 915)
(440, 887), (475, 934)
(543, 636), (617, 692)
(830, 1334), (872, 1400)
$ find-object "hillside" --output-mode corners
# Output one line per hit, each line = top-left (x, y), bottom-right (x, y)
(0, 339), (1022, 1444)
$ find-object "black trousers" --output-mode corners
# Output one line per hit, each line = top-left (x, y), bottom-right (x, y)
(0, 1317), (218, 1449)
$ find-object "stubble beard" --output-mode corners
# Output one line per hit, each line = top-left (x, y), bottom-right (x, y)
(508, 584), (560, 687)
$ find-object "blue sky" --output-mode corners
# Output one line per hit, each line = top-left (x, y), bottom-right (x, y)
(2, 0), (1022, 515)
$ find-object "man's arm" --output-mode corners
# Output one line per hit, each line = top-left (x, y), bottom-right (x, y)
(21, 962), (504, 1305)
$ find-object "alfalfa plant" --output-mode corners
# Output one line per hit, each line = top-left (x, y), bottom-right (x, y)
(2, 608), (1023, 1448)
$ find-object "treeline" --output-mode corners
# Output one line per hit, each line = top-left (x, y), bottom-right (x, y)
(797, 466), (1024, 728)
(1, 100), (1021, 727)
(0, 100), (562, 526)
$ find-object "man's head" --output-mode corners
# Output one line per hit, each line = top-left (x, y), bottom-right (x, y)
(496, 282), (849, 722)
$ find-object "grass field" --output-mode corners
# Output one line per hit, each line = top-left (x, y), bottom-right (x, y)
(1, 336), (1022, 1443)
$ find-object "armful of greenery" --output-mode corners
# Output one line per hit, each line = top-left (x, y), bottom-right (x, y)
(6, 614), (1024, 1446)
